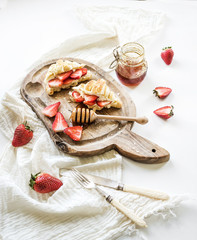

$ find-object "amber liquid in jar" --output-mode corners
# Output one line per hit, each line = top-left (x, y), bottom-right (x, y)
(115, 43), (148, 86)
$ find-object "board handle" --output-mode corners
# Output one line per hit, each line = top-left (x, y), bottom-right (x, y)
(114, 128), (170, 164)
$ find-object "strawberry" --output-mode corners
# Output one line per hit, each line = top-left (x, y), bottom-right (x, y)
(72, 91), (84, 102)
(48, 78), (63, 88)
(12, 121), (33, 147)
(57, 70), (73, 81)
(153, 87), (172, 99)
(81, 68), (87, 76)
(153, 105), (174, 119)
(52, 112), (68, 132)
(42, 102), (60, 117)
(63, 78), (74, 85)
(29, 172), (63, 193)
(161, 47), (174, 65)
(70, 69), (83, 79)
(84, 94), (98, 102)
(70, 68), (87, 79)
(64, 126), (83, 141)
(83, 94), (98, 106)
(83, 100), (96, 106)
(97, 100), (111, 107)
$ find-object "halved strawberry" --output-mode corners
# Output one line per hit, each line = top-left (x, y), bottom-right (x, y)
(81, 68), (87, 76)
(63, 78), (74, 85)
(83, 100), (96, 106)
(97, 101), (111, 107)
(70, 69), (83, 79)
(64, 126), (83, 141)
(48, 78), (63, 88)
(153, 105), (174, 119)
(57, 70), (73, 81)
(72, 91), (84, 102)
(83, 94), (98, 106)
(52, 112), (68, 132)
(84, 94), (98, 102)
(153, 87), (172, 99)
(42, 102), (60, 117)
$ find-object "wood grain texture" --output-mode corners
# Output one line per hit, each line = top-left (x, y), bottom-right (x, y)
(71, 108), (148, 125)
(20, 57), (170, 164)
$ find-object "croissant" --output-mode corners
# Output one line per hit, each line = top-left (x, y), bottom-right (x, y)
(44, 59), (92, 95)
(70, 79), (122, 111)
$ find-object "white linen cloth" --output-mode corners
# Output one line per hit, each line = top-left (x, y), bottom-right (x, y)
(0, 7), (187, 240)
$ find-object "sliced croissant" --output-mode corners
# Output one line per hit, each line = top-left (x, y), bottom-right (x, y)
(70, 79), (122, 111)
(44, 59), (92, 95)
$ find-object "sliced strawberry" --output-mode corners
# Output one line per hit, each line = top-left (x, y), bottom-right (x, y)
(70, 69), (83, 79)
(83, 94), (98, 106)
(64, 126), (83, 141)
(62, 78), (74, 85)
(153, 105), (174, 119)
(48, 78), (63, 88)
(52, 112), (68, 132)
(83, 100), (96, 106)
(72, 91), (84, 102)
(84, 94), (98, 102)
(81, 68), (87, 76)
(153, 87), (172, 99)
(97, 100), (111, 107)
(57, 70), (73, 81)
(42, 102), (60, 117)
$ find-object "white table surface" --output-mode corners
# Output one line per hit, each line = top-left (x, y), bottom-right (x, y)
(0, 0), (197, 239)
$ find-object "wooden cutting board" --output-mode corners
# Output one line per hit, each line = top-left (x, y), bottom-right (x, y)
(20, 58), (170, 164)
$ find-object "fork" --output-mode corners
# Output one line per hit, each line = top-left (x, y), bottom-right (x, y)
(71, 168), (147, 228)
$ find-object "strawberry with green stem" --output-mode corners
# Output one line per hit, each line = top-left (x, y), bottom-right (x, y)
(161, 47), (174, 65)
(153, 87), (172, 99)
(12, 121), (33, 147)
(154, 105), (174, 119)
(29, 172), (63, 193)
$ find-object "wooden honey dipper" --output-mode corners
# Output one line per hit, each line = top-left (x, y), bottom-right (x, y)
(71, 108), (148, 125)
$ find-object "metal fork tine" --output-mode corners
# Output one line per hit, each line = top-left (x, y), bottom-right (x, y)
(72, 168), (90, 183)
(71, 169), (82, 180)
(70, 168), (147, 227)
(72, 169), (86, 183)
(71, 170), (87, 187)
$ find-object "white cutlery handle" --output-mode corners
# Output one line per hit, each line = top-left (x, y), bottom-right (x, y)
(123, 185), (169, 200)
(110, 199), (147, 228)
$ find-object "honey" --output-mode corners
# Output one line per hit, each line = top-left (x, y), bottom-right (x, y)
(111, 42), (148, 86)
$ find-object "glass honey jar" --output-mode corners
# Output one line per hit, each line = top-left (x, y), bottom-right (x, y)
(110, 42), (148, 86)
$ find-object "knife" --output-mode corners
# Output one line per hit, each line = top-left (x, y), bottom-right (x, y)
(82, 173), (169, 200)
(60, 169), (169, 200)
(71, 168), (147, 228)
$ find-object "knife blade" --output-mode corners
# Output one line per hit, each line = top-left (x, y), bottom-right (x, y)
(83, 173), (169, 201)
(83, 173), (124, 190)
(60, 169), (169, 200)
